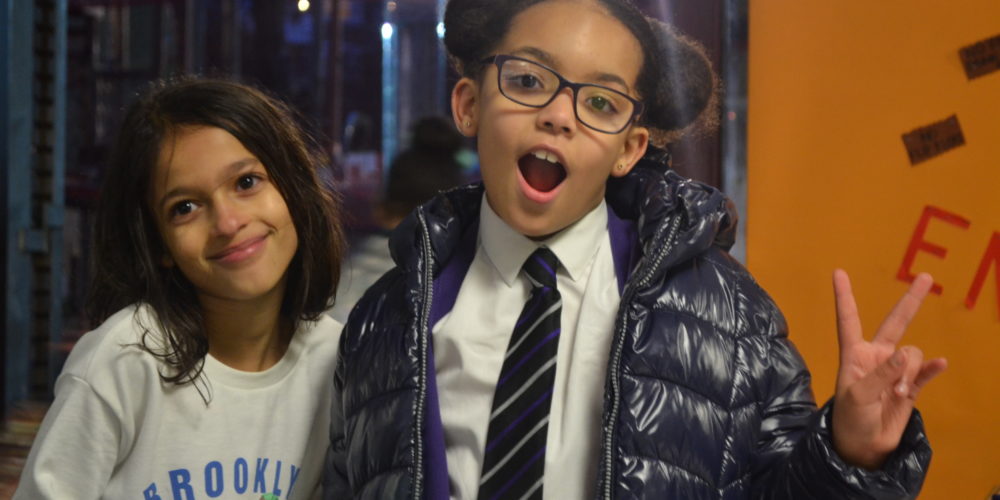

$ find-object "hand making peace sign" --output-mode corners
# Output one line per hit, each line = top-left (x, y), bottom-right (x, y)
(830, 270), (949, 470)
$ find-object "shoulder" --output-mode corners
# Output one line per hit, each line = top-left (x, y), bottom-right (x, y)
(61, 304), (164, 381)
(349, 267), (408, 320)
(54, 305), (169, 417)
(340, 267), (410, 354)
(295, 314), (343, 360)
(655, 247), (788, 339)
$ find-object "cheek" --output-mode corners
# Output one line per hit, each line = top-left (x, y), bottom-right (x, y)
(586, 141), (628, 180)
(161, 228), (203, 265)
(278, 205), (298, 241)
(271, 197), (299, 253)
(475, 135), (509, 181)
(477, 97), (521, 145)
(595, 134), (628, 159)
(271, 195), (296, 229)
(476, 112), (526, 169)
(286, 224), (300, 258)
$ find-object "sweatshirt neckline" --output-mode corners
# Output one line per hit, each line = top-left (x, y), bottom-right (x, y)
(201, 329), (306, 390)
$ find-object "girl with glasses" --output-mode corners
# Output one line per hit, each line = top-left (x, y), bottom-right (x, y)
(326, 1), (946, 498)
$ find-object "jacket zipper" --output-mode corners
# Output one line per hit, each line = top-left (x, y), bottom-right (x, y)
(412, 210), (435, 500)
(600, 215), (682, 500)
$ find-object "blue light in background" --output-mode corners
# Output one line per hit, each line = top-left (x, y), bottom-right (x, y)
(381, 20), (398, 167)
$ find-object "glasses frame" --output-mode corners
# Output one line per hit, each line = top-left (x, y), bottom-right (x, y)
(481, 54), (645, 135)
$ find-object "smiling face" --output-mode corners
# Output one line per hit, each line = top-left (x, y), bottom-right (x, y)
(452, 0), (649, 238)
(150, 126), (299, 306)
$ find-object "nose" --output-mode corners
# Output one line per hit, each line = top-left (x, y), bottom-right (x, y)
(211, 197), (249, 237)
(536, 88), (577, 135)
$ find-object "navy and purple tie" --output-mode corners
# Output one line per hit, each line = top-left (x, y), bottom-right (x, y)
(478, 247), (561, 500)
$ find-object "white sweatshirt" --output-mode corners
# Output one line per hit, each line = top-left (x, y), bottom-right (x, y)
(15, 304), (341, 500)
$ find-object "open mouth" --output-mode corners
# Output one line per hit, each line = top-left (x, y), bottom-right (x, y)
(518, 150), (567, 193)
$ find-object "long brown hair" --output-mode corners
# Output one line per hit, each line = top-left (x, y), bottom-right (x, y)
(88, 77), (345, 388)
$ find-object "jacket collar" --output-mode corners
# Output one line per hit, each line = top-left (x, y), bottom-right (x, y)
(606, 157), (737, 281)
(388, 183), (483, 273)
(389, 158), (737, 285)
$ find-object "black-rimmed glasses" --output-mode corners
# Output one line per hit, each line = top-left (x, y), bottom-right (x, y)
(482, 54), (644, 134)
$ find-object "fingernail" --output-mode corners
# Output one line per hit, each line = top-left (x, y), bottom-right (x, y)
(891, 350), (904, 367)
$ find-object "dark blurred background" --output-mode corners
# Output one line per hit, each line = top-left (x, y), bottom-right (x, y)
(0, 0), (746, 431)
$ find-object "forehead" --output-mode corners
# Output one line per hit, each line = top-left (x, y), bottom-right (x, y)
(498, 0), (643, 88)
(151, 126), (257, 198)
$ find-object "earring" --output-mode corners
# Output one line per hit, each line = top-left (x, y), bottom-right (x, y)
(464, 120), (471, 129)
(617, 164), (625, 171)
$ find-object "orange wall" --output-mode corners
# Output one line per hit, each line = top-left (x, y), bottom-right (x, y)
(747, 2), (1000, 498)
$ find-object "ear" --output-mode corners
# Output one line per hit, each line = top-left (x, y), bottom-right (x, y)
(451, 77), (480, 137)
(610, 125), (649, 178)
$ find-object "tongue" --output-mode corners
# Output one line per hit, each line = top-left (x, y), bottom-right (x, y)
(518, 155), (566, 192)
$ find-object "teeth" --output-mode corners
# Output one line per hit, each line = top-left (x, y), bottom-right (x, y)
(531, 150), (559, 164)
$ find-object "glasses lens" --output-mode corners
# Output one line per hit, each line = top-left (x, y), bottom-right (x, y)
(497, 58), (560, 107)
(576, 86), (635, 133)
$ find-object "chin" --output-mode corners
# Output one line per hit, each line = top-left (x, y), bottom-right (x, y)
(512, 218), (566, 241)
(209, 278), (285, 303)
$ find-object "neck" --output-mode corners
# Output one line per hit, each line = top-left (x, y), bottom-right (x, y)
(198, 282), (291, 372)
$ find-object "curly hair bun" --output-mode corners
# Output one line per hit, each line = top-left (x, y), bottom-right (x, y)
(642, 20), (720, 145)
(443, 0), (526, 76)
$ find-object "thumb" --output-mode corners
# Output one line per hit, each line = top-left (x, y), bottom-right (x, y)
(851, 349), (908, 403)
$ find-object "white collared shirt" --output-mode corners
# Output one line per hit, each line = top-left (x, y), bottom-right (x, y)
(433, 195), (620, 500)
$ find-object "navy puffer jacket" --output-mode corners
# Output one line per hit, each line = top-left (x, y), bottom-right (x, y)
(325, 160), (931, 499)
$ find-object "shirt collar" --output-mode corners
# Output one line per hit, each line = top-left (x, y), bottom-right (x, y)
(479, 193), (608, 286)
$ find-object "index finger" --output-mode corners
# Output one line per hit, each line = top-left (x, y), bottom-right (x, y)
(833, 269), (864, 353)
(873, 272), (934, 347)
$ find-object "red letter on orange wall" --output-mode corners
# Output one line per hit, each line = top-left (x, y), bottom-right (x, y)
(965, 232), (1000, 315)
(896, 205), (971, 294)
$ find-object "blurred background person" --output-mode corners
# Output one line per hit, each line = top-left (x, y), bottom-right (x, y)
(330, 116), (467, 322)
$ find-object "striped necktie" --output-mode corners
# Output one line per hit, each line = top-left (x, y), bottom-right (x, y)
(478, 247), (561, 500)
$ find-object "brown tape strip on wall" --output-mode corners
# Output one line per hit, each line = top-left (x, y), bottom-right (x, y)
(901, 115), (965, 166)
(959, 34), (1000, 80)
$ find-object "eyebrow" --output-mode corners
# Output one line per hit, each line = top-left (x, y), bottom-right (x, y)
(508, 47), (633, 93)
(157, 157), (260, 212)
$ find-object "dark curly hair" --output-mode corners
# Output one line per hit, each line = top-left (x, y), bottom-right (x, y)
(88, 77), (346, 390)
(443, 0), (719, 145)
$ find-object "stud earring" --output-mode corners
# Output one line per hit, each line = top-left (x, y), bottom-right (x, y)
(464, 120), (471, 129)
(617, 164), (625, 171)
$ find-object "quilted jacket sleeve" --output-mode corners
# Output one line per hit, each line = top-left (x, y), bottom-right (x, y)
(750, 312), (932, 499)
